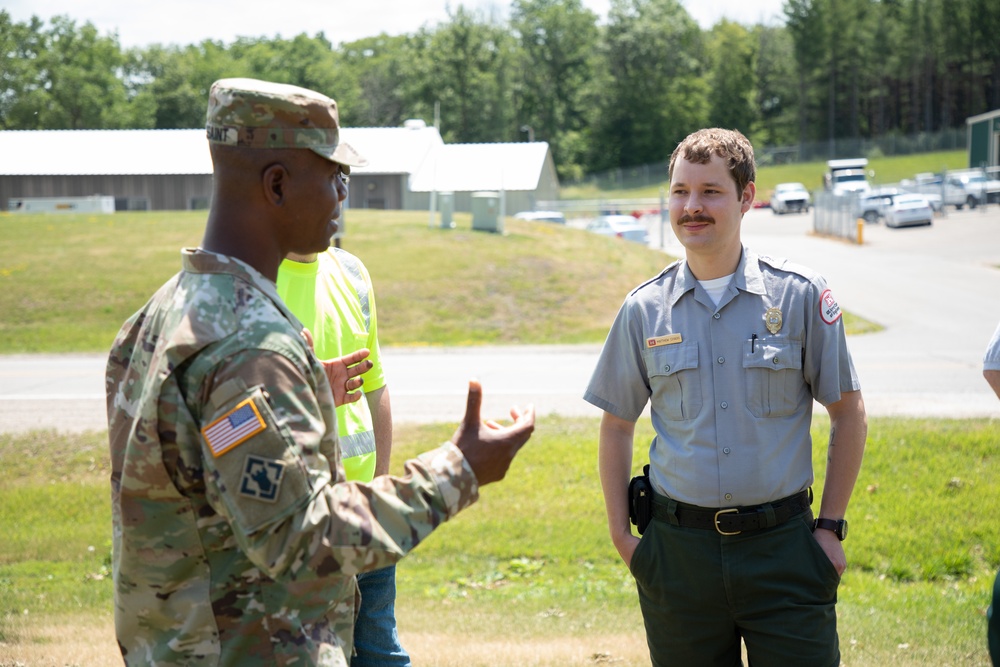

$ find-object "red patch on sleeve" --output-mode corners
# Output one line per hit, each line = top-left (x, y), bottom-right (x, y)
(819, 289), (842, 324)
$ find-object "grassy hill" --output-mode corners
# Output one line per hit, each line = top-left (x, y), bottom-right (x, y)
(0, 210), (671, 353)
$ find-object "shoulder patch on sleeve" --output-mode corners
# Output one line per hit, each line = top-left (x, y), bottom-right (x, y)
(239, 455), (286, 502)
(202, 398), (267, 457)
(819, 288), (842, 324)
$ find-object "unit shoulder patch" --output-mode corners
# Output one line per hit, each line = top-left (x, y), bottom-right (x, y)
(239, 455), (286, 502)
(819, 288), (842, 325)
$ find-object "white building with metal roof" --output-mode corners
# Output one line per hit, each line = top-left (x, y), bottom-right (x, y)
(0, 122), (559, 214)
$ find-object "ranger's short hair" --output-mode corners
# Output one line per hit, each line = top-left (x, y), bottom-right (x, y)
(669, 128), (756, 196)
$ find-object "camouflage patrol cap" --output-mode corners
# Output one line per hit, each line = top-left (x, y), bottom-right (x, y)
(205, 77), (368, 172)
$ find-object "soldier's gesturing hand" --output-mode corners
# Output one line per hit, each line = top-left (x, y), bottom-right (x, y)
(450, 380), (535, 486)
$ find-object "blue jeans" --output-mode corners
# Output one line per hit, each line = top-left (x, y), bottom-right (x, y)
(353, 565), (410, 667)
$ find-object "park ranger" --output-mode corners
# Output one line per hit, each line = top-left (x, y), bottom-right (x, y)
(585, 128), (867, 666)
(105, 77), (535, 666)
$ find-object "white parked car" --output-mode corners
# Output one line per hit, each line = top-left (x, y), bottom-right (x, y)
(883, 194), (933, 228)
(513, 210), (566, 224)
(770, 182), (811, 214)
(586, 214), (649, 245)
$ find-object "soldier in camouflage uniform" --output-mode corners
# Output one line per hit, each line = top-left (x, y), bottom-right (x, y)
(106, 78), (535, 666)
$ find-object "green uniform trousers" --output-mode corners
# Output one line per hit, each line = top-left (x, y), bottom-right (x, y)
(989, 569), (1000, 666)
(629, 511), (840, 667)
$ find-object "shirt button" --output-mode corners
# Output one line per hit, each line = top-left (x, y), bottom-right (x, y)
(725, 493), (733, 501)
(720, 401), (728, 409)
(664, 364), (670, 372)
(713, 312), (721, 319)
(717, 356), (725, 364)
(772, 357), (780, 364)
(723, 447), (731, 454)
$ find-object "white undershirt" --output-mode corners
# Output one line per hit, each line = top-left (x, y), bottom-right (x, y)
(698, 273), (735, 307)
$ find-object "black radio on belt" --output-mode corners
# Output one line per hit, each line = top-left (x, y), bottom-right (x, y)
(628, 464), (652, 535)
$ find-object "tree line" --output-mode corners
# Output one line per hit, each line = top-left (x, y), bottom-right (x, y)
(2, 0), (998, 180)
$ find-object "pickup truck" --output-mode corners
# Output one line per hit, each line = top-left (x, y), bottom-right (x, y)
(945, 169), (1000, 208)
(825, 158), (871, 196)
(899, 173), (966, 211)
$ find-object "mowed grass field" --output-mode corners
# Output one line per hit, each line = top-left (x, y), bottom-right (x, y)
(0, 209), (672, 353)
(1, 417), (998, 665)
(0, 207), (877, 354)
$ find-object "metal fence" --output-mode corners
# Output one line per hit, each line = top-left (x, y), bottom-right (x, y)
(812, 191), (861, 242)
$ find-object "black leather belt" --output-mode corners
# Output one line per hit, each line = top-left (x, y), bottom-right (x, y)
(651, 489), (812, 536)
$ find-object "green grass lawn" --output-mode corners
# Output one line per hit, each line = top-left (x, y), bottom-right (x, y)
(1, 416), (997, 665)
(0, 210), (672, 353)
(0, 204), (883, 354)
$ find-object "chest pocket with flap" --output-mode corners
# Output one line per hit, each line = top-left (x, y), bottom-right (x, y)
(743, 339), (805, 418)
(643, 342), (702, 421)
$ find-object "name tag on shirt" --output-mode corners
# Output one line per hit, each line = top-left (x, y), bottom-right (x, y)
(646, 333), (682, 348)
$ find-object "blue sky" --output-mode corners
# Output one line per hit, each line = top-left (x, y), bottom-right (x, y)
(3, 0), (787, 48)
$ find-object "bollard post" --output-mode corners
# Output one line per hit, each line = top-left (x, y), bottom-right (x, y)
(856, 218), (864, 245)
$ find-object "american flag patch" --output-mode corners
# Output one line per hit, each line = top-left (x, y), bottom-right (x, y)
(202, 399), (267, 458)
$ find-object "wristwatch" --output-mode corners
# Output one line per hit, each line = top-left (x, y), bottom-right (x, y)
(813, 518), (848, 541)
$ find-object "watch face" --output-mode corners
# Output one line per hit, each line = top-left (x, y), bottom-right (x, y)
(815, 518), (848, 541)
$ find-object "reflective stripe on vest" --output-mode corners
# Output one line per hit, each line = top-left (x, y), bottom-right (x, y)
(332, 248), (370, 330)
(339, 428), (376, 459)
(328, 248), (375, 460)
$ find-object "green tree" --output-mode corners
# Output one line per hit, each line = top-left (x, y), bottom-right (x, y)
(336, 34), (414, 127)
(407, 7), (518, 143)
(706, 20), (758, 136)
(784, 0), (830, 151)
(752, 24), (798, 149)
(592, 0), (709, 170)
(510, 0), (600, 180)
(0, 11), (45, 129)
(0, 14), (151, 129)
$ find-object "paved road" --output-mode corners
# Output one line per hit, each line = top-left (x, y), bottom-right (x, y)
(2, 205), (999, 434)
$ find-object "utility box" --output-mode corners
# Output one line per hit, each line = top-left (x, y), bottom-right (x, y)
(439, 192), (454, 229)
(471, 191), (501, 233)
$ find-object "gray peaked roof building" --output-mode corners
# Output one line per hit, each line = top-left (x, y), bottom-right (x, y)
(0, 122), (559, 215)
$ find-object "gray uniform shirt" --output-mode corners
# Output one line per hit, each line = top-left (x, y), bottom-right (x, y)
(985, 321), (1000, 371)
(584, 247), (861, 507)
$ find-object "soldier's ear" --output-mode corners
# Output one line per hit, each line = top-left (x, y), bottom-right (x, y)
(262, 163), (288, 206)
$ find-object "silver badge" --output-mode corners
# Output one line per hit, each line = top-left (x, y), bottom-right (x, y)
(764, 307), (782, 335)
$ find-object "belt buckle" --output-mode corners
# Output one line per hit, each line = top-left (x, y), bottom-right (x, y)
(714, 508), (741, 535)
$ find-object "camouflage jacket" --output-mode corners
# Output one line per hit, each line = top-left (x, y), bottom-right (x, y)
(106, 248), (479, 666)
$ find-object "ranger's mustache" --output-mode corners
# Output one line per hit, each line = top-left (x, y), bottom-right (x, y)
(679, 214), (714, 224)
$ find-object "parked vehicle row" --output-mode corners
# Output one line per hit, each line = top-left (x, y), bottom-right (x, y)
(856, 188), (933, 228)
(898, 169), (1000, 210)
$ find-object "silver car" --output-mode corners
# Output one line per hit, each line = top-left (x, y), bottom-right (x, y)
(586, 214), (649, 245)
(883, 194), (933, 228)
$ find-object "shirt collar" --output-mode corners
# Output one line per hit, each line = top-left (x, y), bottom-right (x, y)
(666, 246), (767, 306)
